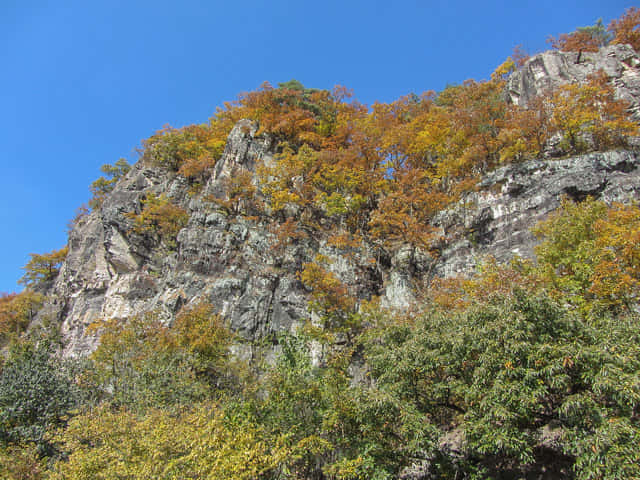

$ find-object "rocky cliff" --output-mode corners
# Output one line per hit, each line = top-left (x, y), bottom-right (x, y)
(507, 44), (640, 121)
(39, 45), (640, 357)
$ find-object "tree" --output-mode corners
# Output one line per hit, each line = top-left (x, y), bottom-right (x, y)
(89, 158), (131, 209)
(533, 197), (640, 313)
(89, 312), (208, 410)
(0, 340), (83, 455)
(0, 291), (43, 346)
(608, 7), (640, 50)
(548, 18), (612, 52)
(364, 291), (640, 479)
(299, 256), (358, 339)
(0, 443), (45, 480)
(500, 93), (553, 162)
(18, 246), (68, 288)
(126, 193), (189, 248)
(88, 304), (239, 410)
(50, 404), (292, 480)
(547, 71), (637, 154)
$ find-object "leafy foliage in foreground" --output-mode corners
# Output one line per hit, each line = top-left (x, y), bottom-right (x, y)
(87, 303), (240, 411)
(5, 200), (640, 478)
(366, 292), (640, 479)
(0, 339), (84, 456)
(5, 8), (640, 479)
(50, 405), (292, 480)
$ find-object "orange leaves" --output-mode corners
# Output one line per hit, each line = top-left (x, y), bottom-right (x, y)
(609, 7), (640, 50)
(533, 198), (640, 312)
(548, 18), (611, 52)
(300, 258), (356, 316)
(368, 168), (449, 250)
(135, 64), (636, 266)
(0, 291), (43, 345)
(548, 10), (640, 53)
(548, 71), (638, 153)
(212, 81), (350, 149)
(590, 203), (640, 308)
(428, 257), (542, 311)
(500, 94), (553, 163)
(210, 170), (259, 216)
(548, 29), (605, 53)
(270, 217), (308, 253)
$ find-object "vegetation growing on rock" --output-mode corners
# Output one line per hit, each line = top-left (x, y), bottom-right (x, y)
(2, 8), (640, 480)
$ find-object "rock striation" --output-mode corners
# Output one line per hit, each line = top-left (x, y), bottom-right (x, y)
(37, 46), (640, 357)
(507, 44), (640, 120)
(41, 121), (391, 355)
(434, 150), (640, 277)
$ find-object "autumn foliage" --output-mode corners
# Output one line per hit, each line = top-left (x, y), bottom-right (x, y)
(549, 9), (640, 52)
(7, 10), (640, 479)
(19, 247), (68, 288)
(609, 7), (640, 50)
(125, 193), (189, 247)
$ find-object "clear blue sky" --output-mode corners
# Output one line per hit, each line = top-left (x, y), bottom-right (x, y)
(0, 0), (635, 292)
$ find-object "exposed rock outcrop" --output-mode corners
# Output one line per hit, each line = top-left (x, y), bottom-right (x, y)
(507, 44), (640, 120)
(434, 150), (640, 277)
(36, 46), (640, 357)
(40, 122), (395, 356)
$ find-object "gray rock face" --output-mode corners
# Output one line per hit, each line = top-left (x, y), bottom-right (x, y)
(434, 150), (640, 277)
(39, 48), (640, 357)
(507, 44), (640, 120)
(48, 132), (640, 358)
(42, 122), (393, 356)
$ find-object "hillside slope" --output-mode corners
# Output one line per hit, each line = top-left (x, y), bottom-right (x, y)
(32, 45), (640, 357)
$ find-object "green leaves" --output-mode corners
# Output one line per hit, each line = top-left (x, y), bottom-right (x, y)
(88, 305), (237, 411)
(0, 340), (83, 455)
(364, 290), (640, 479)
(89, 158), (131, 209)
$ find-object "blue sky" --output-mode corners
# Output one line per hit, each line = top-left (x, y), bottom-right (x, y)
(0, 0), (635, 292)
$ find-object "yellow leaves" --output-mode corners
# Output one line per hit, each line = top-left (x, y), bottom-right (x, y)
(173, 302), (233, 372)
(328, 232), (363, 250)
(491, 57), (516, 82)
(126, 193), (189, 244)
(0, 291), (44, 345)
(428, 256), (542, 311)
(369, 168), (450, 250)
(299, 258), (356, 316)
(534, 198), (640, 312)
(270, 189), (303, 213)
(547, 71), (638, 154)
(19, 246), (68, 287)
(259, 143), (316, 214)
(0, 443), (45, 480)
(142, 124), (223, 179)
(50, 404), (292, 480)
(210, 170), (259, 216)
(589, 203), (640, 308)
